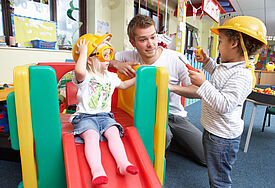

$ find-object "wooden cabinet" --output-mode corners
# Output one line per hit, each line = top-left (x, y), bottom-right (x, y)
(255, 70), (275, 85)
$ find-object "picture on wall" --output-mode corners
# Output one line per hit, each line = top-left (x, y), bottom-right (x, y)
(12, 14), (57, 49)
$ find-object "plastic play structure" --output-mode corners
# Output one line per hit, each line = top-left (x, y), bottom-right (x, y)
(7, 63), (169, 188)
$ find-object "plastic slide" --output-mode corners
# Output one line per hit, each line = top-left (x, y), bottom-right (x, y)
(8, 64), (168, 188)
(61, 114), (161, 187)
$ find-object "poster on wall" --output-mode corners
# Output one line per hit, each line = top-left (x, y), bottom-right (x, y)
(202, 0), (220, 23)
(97, 20), (110, 35)
(12, 14), (57, 49)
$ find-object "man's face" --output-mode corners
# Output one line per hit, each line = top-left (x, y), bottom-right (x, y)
(130, 25), (158, 59)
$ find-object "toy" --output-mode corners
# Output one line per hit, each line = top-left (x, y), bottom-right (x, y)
(252, 87), (275, 96)
(0, 104), (9, 133)
(8, 63), (169, 187)
(179, 56), (200, 73)
(194, 33), (203, 58)
(265, 62), (275, 71)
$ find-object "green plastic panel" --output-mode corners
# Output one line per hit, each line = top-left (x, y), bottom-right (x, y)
(133, 66), (157, 163)
(29, 66), (67, 188)
(6, 92), (19, 150)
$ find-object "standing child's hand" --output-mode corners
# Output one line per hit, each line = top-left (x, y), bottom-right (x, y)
(194, 49), (209, 65)
(188, 69), (206, 87)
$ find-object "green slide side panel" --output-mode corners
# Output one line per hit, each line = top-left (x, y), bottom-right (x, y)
(134, 66), (157, 164)
(6, 92), (19, 150)
(29, 66), (67, 188)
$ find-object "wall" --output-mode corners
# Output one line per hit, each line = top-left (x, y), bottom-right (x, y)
(87, 0), (133, 51)
(0, 1), (216, 84)
(110, 0), (134, 51)
(186, 16), (214, 53)
(0, 47), (72, 84)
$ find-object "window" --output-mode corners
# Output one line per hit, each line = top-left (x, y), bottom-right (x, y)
(134, 2), (163, 32)
(57, 0), (80, 49)
(0, 0), (86, 50)
(208, 36), (213, 57)
(184, 24), (195, 53)
(14, 0), (51, 21)
(140, 7), (150, 16)
(0, 0), (4, 36)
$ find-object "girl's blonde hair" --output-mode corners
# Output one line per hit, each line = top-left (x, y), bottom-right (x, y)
(86, 41), (112, 75)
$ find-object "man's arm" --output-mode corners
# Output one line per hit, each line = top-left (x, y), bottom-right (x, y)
(109, 59), (139, 78)
(169, 84), (201, 99)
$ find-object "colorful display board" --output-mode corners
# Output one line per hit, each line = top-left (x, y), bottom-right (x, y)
(256, 45), (275, 70)
(12, 14), (57, 49)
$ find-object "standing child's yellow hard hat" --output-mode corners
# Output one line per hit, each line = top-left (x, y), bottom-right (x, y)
(210, 16), (267, 45)
(210, 16), (267, 87)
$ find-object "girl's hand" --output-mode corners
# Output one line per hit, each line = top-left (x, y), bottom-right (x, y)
(188, 69), (206, 87)
(194, 49), (209, 65)
(75, 38), (90, 56)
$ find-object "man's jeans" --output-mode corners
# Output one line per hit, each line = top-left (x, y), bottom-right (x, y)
(203, 130), (241, 188)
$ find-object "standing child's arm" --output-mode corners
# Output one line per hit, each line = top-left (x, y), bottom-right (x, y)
(117, 78), (135, 90)
(169, 84), (201, 99)
(74, 38), (90, 83)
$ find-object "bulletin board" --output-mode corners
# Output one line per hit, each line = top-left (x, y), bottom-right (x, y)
(12, 14), (57, 48)
(256, 45), (275, 70)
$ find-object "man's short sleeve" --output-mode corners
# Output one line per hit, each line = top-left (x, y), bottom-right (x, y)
(114, 50), (141, 63)
(114, 51), (131, 62)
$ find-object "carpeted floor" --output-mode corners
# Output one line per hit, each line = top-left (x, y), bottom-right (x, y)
(0, 100), (274, 188)
(164, 100), (275, 188)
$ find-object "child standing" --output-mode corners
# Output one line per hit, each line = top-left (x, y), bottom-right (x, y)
(71, 33), (138, 186)
(189, 16), (266, 187)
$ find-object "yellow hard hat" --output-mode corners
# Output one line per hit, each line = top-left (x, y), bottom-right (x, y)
(210, 16), (267, 45)
(72, 33), (112, 62)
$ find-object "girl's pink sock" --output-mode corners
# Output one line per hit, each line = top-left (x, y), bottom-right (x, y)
(104, 126), (139, 176)
(81, 130), (108, 184)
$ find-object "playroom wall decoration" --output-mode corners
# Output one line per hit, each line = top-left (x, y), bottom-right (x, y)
(256, 45), (275, 70)
(11, 14), (57, 49)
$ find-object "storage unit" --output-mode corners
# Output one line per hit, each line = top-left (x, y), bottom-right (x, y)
(0, 104), (9, 133)
(254, 70), (275, 85)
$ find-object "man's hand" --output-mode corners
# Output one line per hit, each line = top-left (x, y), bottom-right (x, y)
(110, 60), (140, 78)
(188, 69), (206, 87)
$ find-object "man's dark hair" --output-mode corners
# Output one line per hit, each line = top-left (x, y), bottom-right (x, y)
(127, 14), (156, 41)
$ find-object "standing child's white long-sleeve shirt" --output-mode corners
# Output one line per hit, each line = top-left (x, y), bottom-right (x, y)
(196, 58), (253, 139)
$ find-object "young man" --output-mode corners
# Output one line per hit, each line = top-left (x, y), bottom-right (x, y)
(110, 14), (206, 166)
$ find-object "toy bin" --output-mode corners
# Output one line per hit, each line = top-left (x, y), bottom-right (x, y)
(0, 104), (9, 133)
(31, 40), (56, 49)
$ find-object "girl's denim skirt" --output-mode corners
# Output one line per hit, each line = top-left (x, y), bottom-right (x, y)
(71, 112), (124, 143)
